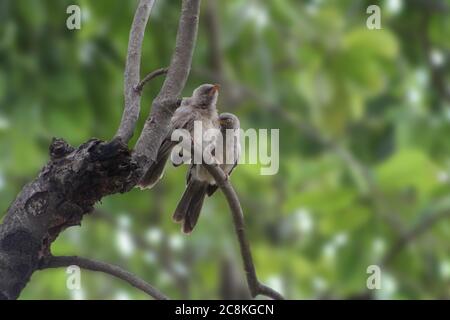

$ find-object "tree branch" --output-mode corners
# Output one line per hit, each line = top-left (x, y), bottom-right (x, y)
(0, 138), (139, 299)
(204, 164), (284, 300)
(90, 210), (191, 298)
(381, 209), (450, 267)
(0, 0), (203, 300)
(134, 0), (201, 174)
(135, 67), (169, 93)
(116, 0), (156, 143)
(39, 255), (168, 300)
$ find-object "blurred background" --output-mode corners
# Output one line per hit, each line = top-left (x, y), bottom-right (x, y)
(1, 0), (450, 299)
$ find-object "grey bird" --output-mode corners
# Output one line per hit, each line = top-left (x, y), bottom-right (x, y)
(173, 112), (241, 234)
(137, 84), (221, 189)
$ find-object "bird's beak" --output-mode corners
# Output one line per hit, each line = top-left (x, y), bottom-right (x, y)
(209, 84), (220, 95)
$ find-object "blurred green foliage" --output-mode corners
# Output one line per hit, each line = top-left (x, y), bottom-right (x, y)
(0, 0), (449, 299)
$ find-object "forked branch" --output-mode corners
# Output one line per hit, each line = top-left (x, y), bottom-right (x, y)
(116, 0), (155, 143)
(134, 0), (202, 172)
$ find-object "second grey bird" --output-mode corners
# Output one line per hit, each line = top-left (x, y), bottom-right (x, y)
(173, 112), (241, 234)
(138, 84), (220, 189)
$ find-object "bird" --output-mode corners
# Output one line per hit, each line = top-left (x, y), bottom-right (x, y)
(137, 83), (221, 189)
(173, 112), (241, 234)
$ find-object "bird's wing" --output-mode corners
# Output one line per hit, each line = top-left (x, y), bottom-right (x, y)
(207, 137), (240, 197)
(137, 111), (196, 189)
(186, 163), (195, 185)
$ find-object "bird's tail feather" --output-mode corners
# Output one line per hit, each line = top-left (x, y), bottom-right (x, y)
(173, 180), (208, 234)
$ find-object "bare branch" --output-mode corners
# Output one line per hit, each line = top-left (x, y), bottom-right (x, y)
(136, 67), (169, 93)
(204, 164), (284, 300)
(0, 138), (138, 300)
(90, 210), (191, 298)
(134, 0), (201, 173)
(39, 255), (168, 300)
(0, 0), (201, 300)
(382, 209), (450, 267)
(116, 0), (155, 143)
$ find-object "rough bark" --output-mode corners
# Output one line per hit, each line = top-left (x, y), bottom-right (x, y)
(0, 138), (138, 299)
(0, 0), (201, 300)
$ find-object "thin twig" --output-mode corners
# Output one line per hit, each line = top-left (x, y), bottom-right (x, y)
(90, 210), (191, 298)
(135, 67), (169, 93)
(204, 164), (284, 300)
(39, 255), (169, 300)
(381, 209), (450, 267)
(116, 0), (155, 143)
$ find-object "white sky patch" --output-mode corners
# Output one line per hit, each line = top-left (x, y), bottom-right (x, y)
(322, 243), (336, 260)
(243, 2), (268, 30)
(144, 252), (157, 265)
(372, 238), (386, 255)
(294, 208), (314, 234)
(118, 214), (131, 228)
(406, 88), (421, 105)
(0, 172), (5, 190)
(159, 271), (173, 285)
(415, 68), (428, 86)
(430, 49), (445, 67)
(116, 229), (135, 257)
(173, 262), (189, 277)
(305, 3), (318, 15)
(65, 227), (81, 245)
(386, 0), (403, 14)
(146, 227), (162, 245)
(376, 273), (397, 299)
(437, 171), (449, 184)
(312, 276), (327, 292)
(445, 108), (450, 122)
(169, 234), (184, 251)
(333, 232), (348, 247)
(81, 6), (91, 23)
(0, 116), (10, 130)
(322, 232), (348, 260)
(306, 0), (323, 15)
(440, 260), (450, 279)
(70, 288), (85, 300)
(266, 275), (284, 295)
(114, 290), (131, 300)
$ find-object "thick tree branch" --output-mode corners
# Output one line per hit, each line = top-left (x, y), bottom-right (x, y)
(204, 164), (284, 300)
(0, 138), (139, 299)
(134, 0), (201, 174)
(0, 0), (203, 300)
(135, 67), (169, 93)
(116, 0), (156, 143)
(39, 255), (168, 300)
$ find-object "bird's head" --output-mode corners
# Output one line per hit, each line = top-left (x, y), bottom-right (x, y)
(219, 112), (240, 130)
(192, 83), (220, 108)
